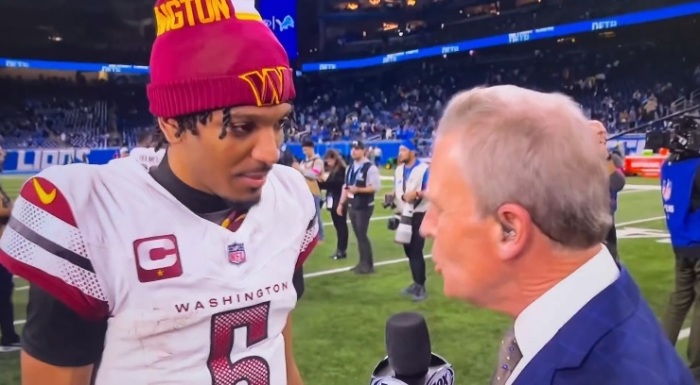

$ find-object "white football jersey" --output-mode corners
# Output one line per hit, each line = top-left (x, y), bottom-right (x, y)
(0, 158), (318, 384)
(129, 147), (163, 169)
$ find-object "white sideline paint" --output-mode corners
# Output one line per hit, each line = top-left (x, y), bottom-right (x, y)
(623, 184), (661, 191)
(12, 214), (675, 336)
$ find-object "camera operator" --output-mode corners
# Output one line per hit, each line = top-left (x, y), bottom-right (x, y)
(659, 115), (700, 382)
(391, 141), (429, 301)
(338, 141), (380, 274)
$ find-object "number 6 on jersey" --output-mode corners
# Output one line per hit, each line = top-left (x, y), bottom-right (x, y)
(207, 302), (272, 385)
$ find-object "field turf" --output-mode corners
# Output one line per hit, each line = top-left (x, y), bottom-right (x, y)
(0, 173), (689, 385)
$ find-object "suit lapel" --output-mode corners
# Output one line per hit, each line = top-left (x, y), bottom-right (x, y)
(512, 267), (640, 385)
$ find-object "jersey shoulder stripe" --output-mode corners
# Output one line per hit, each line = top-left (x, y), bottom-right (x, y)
(296, 216), (319, 269)
(0, 168), (109, 319)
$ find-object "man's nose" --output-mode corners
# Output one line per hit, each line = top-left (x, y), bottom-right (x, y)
(252, 127), (281, 165)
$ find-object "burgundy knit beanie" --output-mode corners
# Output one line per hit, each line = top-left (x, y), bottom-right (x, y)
(147, 0), (296, 117)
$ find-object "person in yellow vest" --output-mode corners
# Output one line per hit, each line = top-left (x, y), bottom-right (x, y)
(294, 140), (325, 241)
(394, 140), (430, 301)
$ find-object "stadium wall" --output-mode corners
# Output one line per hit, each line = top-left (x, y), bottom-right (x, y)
(0, 135), (648, 174)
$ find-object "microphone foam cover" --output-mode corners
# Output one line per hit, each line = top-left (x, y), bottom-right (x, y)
(385, 312), (432, 377)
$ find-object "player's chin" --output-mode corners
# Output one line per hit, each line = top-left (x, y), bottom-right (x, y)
(224, 185), (263, 202)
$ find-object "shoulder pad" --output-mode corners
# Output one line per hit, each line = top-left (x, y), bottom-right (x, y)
(270, 164), (309, 195)
(18, 164), (96, 227)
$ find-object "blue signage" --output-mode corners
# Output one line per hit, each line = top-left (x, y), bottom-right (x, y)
(1, 148), (119, 174)
(0, 136), (649, 174)
(301, 1), (700, 72)
(0, 2), (695, 73)
(259, 0), (298, 60)
(607, 134), (648, 156)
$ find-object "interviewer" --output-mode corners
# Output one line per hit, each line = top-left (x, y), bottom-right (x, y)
(420, 85), (692, 385)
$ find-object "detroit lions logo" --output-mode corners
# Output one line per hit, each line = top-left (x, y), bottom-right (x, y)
(662, 179), (672, 201)
(263, 15), (295, 31)
(277, 15), (294, 31)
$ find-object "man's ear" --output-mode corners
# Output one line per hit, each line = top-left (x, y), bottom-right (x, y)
(495, 203), (532, 261)
(157, 117), (183, 144)
(588, 120), (606, 131)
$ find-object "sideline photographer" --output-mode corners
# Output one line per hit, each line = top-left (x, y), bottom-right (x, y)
(388, 140), (429, 301)
(338, 141), (380, 274)
(659, 113), (700, 381)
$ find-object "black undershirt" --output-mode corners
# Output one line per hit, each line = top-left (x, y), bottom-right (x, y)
(22, 157), (306, 367)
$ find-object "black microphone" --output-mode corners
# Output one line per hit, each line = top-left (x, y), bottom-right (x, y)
(370, 312), (455, 385)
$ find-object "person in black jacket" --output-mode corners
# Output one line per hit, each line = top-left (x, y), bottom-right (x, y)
(0, 183), (19, 352)
(319, 149), (349, 260)
(590, 120), (626, 261)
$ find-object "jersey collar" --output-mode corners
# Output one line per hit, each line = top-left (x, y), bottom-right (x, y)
(150, 154), (229, 214)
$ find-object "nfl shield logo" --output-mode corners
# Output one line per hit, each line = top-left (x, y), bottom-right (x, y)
(662, 180), (672, 202)
(227, 243), (246, 265)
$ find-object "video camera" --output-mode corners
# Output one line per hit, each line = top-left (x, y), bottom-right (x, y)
(667, 113), (700, 155)
(646, 112), (700, 157)
(383, 194), (400, 231)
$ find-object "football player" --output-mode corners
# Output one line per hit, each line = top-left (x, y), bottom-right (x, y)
(0, 1), (318, 385)
(129, 131), (165, 170)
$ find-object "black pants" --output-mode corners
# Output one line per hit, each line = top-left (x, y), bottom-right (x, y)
(661, 250), (700, 382)
(329, 207), (348, 253)
(605, 219), (619, 262)
(403, 212), (427, 285)
(349, 206), (374, 269)
(0, 263), (19, 345)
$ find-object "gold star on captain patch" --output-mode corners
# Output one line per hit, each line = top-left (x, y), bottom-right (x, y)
(157, 269), (164, 277)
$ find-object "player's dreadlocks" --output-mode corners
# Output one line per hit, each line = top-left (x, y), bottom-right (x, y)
(152, 106), (297, 151)
(153, 107), (233, 150)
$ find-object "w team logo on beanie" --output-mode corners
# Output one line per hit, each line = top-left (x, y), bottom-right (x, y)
(146, 0), (296, 117)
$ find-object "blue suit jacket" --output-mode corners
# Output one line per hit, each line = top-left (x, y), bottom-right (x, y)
(512, 267), (693, 385)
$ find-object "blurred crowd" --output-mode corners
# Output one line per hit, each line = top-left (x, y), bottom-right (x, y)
(0, 41), (699, 150)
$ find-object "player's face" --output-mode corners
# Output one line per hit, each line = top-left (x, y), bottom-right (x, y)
(167, 103), (291, 205)
(421, 134), (507, 306)
(397, 146), (411, 163)
(590, 121), (609, 158)
(351, 147), (364, 160)
(302, 146), (314, 158)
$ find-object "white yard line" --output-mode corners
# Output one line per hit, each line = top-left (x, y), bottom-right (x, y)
(11, 214), (671, 328)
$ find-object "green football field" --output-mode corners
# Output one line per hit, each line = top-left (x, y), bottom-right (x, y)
(0, 173), (690, 385)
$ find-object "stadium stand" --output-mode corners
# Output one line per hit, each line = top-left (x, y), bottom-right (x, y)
(3, 0), (700, 384)
(1, 37), (699, 149)
(0, 0), (698, 152)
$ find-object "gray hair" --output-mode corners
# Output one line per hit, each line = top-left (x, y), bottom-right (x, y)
(437, 85), (612, 249)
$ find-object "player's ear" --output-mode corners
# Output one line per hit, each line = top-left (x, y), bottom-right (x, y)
(158, 117), (183, 144)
